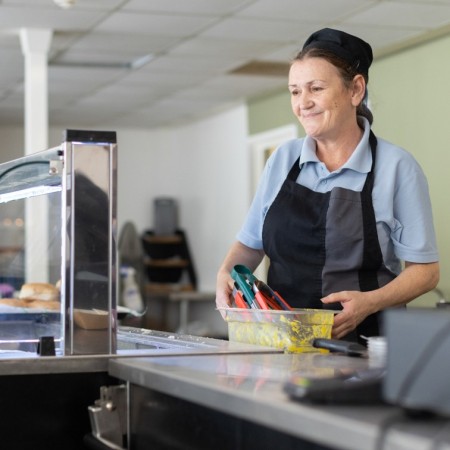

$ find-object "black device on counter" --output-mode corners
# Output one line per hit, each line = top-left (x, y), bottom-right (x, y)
(312, 338), (367, 357)
(284, 367), (385, 404)
(383, 308), (450, 417)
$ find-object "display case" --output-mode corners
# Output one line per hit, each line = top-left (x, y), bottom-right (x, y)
(0, 130), (117, 356)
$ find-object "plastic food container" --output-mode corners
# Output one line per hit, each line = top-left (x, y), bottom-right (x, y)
(218, 307), (335, 353)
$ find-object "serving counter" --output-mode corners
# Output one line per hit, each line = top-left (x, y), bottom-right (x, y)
(109, 352), (450, 450)
(3, 130), (449, 450)
(0, 329), (279, 450)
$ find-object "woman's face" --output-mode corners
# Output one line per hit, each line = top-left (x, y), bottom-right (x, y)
(288, 57), (360, 141)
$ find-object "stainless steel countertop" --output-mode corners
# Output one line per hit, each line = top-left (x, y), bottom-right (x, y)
(109, 352), (450, 450)
(0, 328), (279, 375)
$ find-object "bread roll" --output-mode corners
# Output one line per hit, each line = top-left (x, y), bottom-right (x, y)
(19, 282), (59, 301)
(25, 299), (61, 311)
(0, 298), (27, 308)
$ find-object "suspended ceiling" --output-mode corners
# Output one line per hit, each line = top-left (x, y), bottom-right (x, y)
(0, 0), (450, 129)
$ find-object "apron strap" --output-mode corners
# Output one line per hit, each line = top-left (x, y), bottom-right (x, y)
(359, 130), (382, 292)
(357, 130), (382, 340)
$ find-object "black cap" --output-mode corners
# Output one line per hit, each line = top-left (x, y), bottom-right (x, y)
(302, 28), (373, 75)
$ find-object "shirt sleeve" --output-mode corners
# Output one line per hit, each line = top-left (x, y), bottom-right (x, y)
(374, 140), (439, 264)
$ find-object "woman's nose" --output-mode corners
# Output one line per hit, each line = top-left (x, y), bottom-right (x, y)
(293, 92), (312, 113)
(299, 91), (313, 109)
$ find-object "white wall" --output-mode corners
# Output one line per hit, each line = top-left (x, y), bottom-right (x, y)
(0, 102), (251, 293)
(115, 105), (251, 291)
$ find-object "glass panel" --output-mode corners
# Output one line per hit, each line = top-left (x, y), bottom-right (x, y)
(0, 147), (62, 202)
(0, 190), (63, 356)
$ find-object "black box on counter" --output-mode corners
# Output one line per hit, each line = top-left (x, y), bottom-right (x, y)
(383, 308), (450, 417)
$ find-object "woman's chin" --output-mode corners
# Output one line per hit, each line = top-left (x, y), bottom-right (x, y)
(302, 126), (321, 139)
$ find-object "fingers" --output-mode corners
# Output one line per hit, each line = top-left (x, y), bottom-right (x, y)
(215, 293), (232, 309)
(331, 312), (353, 339)
(215, 280), (234, 309)
(215, 270), (235, 309)
(321, 291), (352, 304)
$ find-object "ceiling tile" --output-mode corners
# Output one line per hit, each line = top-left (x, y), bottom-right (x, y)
(65, 32), (179, 55)
(200, 17), (311, 42)
(238, 0), (376, 22)
(117, 67), (211, 89)
(258, 43), (304, 63)
(48, 65), (126, 82)
(0, 5), (107, 30)
(140, 53), (247, 75)
(169, 36), (280, 59)
(2, 0), (123, 8)
(122, 0), (254, 15)
(96, 11), (218, 37)
(80, 84), (165, 109)
(344, 1), (450, 28)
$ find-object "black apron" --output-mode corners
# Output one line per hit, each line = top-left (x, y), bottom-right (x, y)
(262, 131), (396, 341)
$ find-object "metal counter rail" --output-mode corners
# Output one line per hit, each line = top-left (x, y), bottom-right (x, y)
(0, 327), (279, 375)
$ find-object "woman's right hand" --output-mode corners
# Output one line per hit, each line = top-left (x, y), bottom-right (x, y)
(215, 269), (235, 309)
(215, 241), (265, 311)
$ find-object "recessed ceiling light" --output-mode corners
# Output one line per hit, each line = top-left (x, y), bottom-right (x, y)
(53, 0), (76, 9)
(50, 54), (154, 70)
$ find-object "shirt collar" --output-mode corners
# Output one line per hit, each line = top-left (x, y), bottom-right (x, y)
(300, 117), (373, 174)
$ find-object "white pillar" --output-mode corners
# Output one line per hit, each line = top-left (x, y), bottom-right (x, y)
(20, 28), (53, 283)
(20, 28), (52, 154)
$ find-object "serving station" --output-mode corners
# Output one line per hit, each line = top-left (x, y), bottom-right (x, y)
(2, 131), (450, 450)
(0, 130), (278, 449)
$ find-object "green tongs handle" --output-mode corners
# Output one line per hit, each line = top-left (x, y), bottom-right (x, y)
(231, 264), (257, 308)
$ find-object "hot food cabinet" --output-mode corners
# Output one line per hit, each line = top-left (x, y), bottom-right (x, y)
(0, 130), (118, 356)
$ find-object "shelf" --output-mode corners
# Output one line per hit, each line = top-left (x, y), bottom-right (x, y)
(144, 258), (189, 269)
(141, 228), (197, 290)
(145, 283), (195, 295)
(142, 234), (183, 245)
(0, 247), (22, 254)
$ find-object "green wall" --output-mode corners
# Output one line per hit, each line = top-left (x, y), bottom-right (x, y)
(248, 88), (296, 136)
(248, 33), (450, 301)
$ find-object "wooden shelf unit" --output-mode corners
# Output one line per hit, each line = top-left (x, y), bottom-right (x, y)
(141, 229), (197, 294)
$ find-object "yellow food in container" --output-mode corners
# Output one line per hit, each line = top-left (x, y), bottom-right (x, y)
(219, 307), (335, 353)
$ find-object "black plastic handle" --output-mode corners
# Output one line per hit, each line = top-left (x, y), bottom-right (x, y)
(313, 338), (367, 357)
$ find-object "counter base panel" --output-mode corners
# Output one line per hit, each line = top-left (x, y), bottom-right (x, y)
(0, 371), (119, 450)
(130, 384), (330, 450)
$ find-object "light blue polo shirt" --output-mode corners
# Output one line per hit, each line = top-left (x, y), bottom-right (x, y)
(237, 118), (439, 275)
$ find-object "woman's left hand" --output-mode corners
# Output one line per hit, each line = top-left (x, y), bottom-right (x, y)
(321, 262), (440, 339)
(321, 291), (373, 339)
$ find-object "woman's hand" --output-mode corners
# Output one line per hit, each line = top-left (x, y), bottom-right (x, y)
(215, 241), (265, 311)
(321, 291), (374, 339)
(215, 269), (235, 309)
(321, 261), (440, 338)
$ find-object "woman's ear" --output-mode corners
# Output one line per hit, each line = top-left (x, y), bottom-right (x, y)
(351, 74), (366, 106)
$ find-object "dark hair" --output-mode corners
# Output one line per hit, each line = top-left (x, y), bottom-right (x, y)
(293, 47), (373, 125)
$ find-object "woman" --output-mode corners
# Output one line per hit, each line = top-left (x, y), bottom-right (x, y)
(216, 28), (439, 342)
